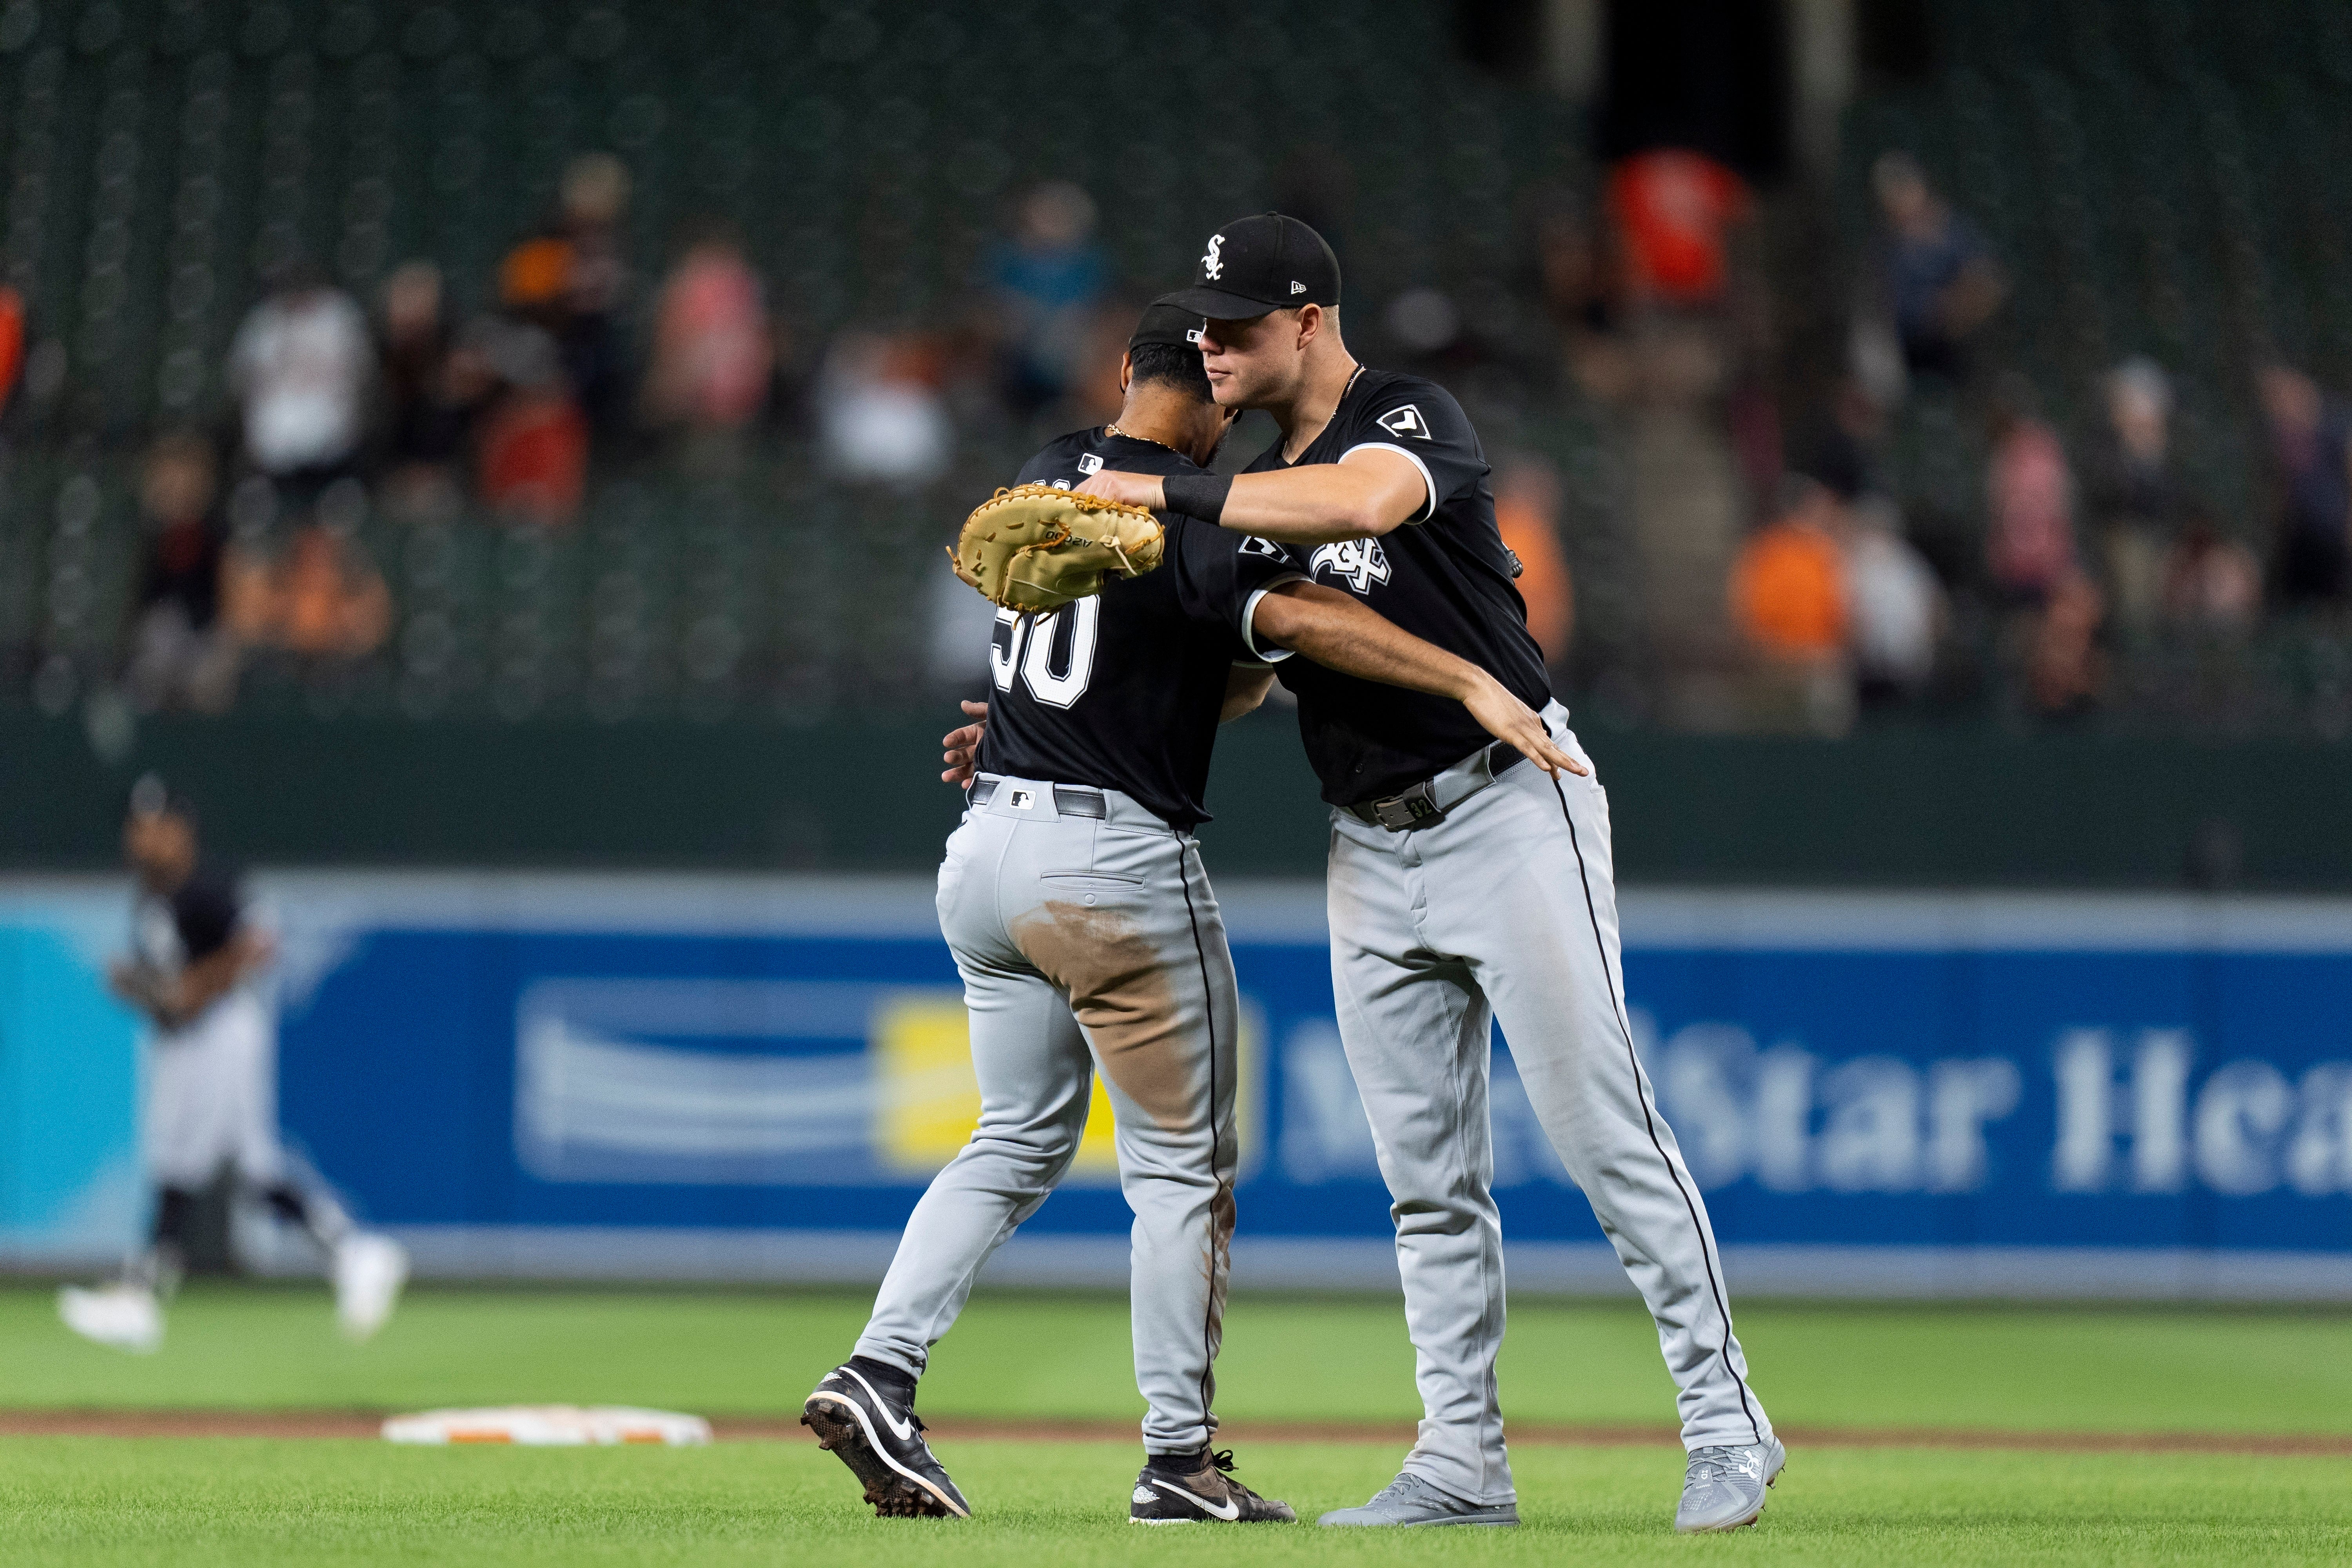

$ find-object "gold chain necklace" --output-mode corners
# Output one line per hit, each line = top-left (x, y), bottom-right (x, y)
(1105, 421), (1181, 455)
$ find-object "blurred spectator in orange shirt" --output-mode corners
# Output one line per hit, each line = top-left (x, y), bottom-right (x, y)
(1605, 149), (1750, 309)
(643, 222), (774, 440)
(1492, 458), (1575, 666)
(275, 518), (391, 659)
(223, 482), (390, 661)
(1732, 479), (1848, 659)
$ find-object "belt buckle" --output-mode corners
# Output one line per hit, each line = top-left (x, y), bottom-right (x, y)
(1369, 781), (1443, 831)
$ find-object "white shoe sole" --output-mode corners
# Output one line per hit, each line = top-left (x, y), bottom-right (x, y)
(57, 1288), (163, 1354)
(335, 1239), (410, 1342)
(801, 1391), (969, 1519)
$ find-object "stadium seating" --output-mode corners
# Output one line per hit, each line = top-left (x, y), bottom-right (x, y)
(1845, 0), (2352, 532)
(0, 0), (1601, 722)
(4, 0), (2350, 731)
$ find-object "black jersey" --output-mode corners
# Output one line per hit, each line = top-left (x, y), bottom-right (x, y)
(134, 858), (243, 971)
(1245, 368), (1552, 806)
(976, 428), (1301, 828)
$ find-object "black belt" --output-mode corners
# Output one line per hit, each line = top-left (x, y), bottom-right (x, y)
(1344, 742), (1524, 831)
(968, 779), (1107, 819)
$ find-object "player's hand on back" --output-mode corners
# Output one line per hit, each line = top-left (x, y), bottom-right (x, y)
(1073, 470), (1166, 512)
(1462, 675), (1586, 780)
(941, 701), (989, 784)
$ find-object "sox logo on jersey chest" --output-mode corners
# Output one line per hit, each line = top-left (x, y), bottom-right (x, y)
(1309, 537), (1392, 595)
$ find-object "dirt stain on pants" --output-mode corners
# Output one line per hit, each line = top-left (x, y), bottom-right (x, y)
(1009, 898), (1198, 1130)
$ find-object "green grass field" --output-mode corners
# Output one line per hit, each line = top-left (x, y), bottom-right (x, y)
(3, 1283), (2350, 1565)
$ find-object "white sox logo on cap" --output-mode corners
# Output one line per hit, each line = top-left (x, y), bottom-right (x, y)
(1202, 234), (1225, 279)
(1375, 405), (1430, 439)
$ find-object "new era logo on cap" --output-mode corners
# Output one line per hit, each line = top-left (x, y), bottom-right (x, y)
(1376, 405), (1430, 439)
(1290, 281), (1306, 294)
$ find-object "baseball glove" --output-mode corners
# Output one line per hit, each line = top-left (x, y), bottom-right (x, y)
(948, 484), (1165, 614)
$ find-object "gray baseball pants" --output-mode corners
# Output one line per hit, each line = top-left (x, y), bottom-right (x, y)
(1328, 702), (1772, 1506)
(855, 775), (1238, 1455)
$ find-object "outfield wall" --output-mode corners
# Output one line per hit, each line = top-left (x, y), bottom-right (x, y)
(3, 873), (2350, 1299)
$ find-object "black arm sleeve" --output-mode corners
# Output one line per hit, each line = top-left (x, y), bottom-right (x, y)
(171, 867), (243, 964)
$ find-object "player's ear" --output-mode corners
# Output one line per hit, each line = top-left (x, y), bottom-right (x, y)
(1294, 304), (1321, 351)
(1119, 350), (1132, 394)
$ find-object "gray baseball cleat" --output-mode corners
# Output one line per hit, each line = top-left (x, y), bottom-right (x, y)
(1674, 1437), (1786, 1532)
(1317, 1472), (1519, 1527)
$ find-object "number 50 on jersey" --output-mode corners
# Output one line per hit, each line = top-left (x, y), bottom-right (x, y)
(989, 601), (1100, 708)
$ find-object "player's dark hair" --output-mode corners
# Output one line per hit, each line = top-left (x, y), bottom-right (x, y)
(1129, 340), (1212, 403)
(125, 772), (197, 828)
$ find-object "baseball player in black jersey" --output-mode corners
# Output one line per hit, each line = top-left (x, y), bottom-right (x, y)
(802, 300), (1577, 1525)
(1078, 217), (1782, 1532)
(56, 777), (407, 1354)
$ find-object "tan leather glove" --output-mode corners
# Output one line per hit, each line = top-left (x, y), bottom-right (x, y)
(948, 484), (1165, 614)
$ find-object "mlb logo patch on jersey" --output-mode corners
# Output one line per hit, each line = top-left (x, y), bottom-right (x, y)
(1375, 405), (1431, 440)
(1077, 452), (1104, 475)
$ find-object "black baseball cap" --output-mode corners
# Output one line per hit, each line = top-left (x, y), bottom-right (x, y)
(1127, 294), (1206, 353)
(1165, 212), (1341, 320)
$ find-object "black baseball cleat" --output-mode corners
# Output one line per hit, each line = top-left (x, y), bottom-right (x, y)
(801, 1363), (971, 1519)
(1129, 1448), (1297, 1524)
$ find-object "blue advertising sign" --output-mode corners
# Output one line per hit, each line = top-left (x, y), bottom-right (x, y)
(6, 875), (2348, 1294)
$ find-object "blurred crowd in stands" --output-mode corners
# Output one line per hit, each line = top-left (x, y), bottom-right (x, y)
(1536, 142), (2352, 735)
(25, 130), (2352, 732)
(103, 159), (1168, 715)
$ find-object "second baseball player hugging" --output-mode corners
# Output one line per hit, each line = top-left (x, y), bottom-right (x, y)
(1076, 216), (1784, 1533)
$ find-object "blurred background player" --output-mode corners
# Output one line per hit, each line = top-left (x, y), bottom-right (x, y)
(56, 777), (408, 1353)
